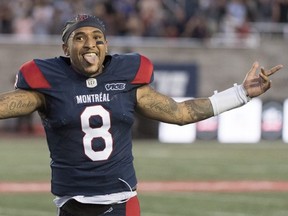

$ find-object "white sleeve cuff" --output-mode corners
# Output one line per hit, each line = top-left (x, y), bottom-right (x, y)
(208, 84), (251, 116)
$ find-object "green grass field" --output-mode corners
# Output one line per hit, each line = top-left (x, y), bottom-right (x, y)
(0, 137), (288, 216)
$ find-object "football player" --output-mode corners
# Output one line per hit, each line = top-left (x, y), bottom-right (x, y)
(0, 14), (283, 216)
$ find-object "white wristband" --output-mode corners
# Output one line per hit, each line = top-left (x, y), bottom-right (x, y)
(208, 83), (251, 116)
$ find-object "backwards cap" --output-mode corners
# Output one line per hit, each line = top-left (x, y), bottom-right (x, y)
(62, 14), (106, 43)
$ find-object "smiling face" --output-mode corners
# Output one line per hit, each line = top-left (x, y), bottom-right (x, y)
(62, 26), (108, 77)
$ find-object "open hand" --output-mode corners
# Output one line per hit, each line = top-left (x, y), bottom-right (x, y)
(242, 62), (283, 98)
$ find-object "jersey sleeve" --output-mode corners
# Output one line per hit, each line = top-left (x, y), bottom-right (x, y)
(15, 60), (51, 90)
(131, 55), (154, 85)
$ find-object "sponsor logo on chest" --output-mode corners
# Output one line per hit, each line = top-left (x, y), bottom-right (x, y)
(105, 83), (126, 91)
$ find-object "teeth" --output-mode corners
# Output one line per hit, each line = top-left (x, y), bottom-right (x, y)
(86, 53), (96, 57)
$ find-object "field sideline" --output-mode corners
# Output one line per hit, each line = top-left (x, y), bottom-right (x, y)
(1, 138), (288, 216)
(1, 180), (288, 193)
(1, 138), (288, 193)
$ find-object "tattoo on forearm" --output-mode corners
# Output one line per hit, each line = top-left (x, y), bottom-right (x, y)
(138, 86), (214, 124)
(8, 100), (35, 110)
(184, 99), (213, 122)
(0, 93), (37, 118)
(148, 97), (182, 120)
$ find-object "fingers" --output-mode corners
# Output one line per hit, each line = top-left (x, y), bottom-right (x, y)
(260, 64), (283, 77)
(259, 72), (271, 89)
(244, 62), (259, 81)
(249, 61), (259, 75)
(259, 64), (283, 90)
(246, 62), (282, 79)
(259, 70), (269, 81)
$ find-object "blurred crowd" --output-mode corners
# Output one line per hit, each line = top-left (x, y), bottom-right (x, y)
(0, 0), (288, 40)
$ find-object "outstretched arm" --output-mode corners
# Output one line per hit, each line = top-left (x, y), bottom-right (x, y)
(136, 85), (213, 125)
(136, 62), (283, 125)
(0, 89), (45, 119)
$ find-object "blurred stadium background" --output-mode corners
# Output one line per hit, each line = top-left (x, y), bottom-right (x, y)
(0, 0), (288, 142)
(1, 0), (288, 215)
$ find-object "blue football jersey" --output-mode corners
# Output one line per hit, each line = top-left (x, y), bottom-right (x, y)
(15, 53), (154, 196)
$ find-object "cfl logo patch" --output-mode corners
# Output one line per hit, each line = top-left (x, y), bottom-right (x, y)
(86, 78), (97, 88)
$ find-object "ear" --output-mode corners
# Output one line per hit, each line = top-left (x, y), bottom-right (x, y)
(62, 44), (70, 56)
(105, 40), (108, 54)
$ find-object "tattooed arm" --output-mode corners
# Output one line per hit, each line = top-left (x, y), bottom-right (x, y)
(136, 85), (213, 125)
(0, 89), (45, 119)
(136, 63), (283, 125)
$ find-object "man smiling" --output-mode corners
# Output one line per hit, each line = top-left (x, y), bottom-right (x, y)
(62, 15), (108, 77)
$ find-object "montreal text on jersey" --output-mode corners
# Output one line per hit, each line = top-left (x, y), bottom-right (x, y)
(76, 92), (110, 104)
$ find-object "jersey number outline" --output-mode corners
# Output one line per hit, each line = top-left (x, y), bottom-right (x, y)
(80, 106), (113, 161)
